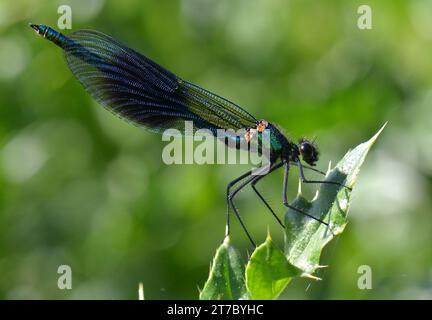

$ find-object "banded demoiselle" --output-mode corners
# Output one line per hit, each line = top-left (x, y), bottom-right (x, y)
(29, 24), (348, 247)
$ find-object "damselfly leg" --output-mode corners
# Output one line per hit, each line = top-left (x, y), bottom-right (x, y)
(225, 170), (254, 239)
(226, 163), (277, 247)
(226, 161), (338, 247)
(282, 161), (332, 231)
(250, 162), (285, 228)
(289, 161), (326, 176)
(295, 160), (352, 191)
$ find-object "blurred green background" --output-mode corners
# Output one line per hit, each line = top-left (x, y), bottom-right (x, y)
(0, 0), (431, 299)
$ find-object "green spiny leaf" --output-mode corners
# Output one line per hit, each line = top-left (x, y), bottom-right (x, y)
(199, 236), (248, 300)
(284, 123), (387, 273)
(246, 233), (302, 300)
(200, 125), (386, 299)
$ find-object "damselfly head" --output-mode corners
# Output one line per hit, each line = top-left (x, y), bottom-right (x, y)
(299, 138), (319, 166)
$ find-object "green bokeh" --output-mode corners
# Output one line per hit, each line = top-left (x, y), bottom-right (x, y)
(0, 0), (431, 299)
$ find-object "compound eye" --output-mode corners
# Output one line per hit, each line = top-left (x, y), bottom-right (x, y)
(300, 142), (312, 155)
(299, 139), (318, 166)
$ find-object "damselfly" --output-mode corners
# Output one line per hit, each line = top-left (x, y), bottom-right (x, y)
(29, 24), (349, 247)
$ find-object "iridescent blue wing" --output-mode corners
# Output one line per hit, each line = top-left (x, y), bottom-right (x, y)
(62, 30), (258, 136)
